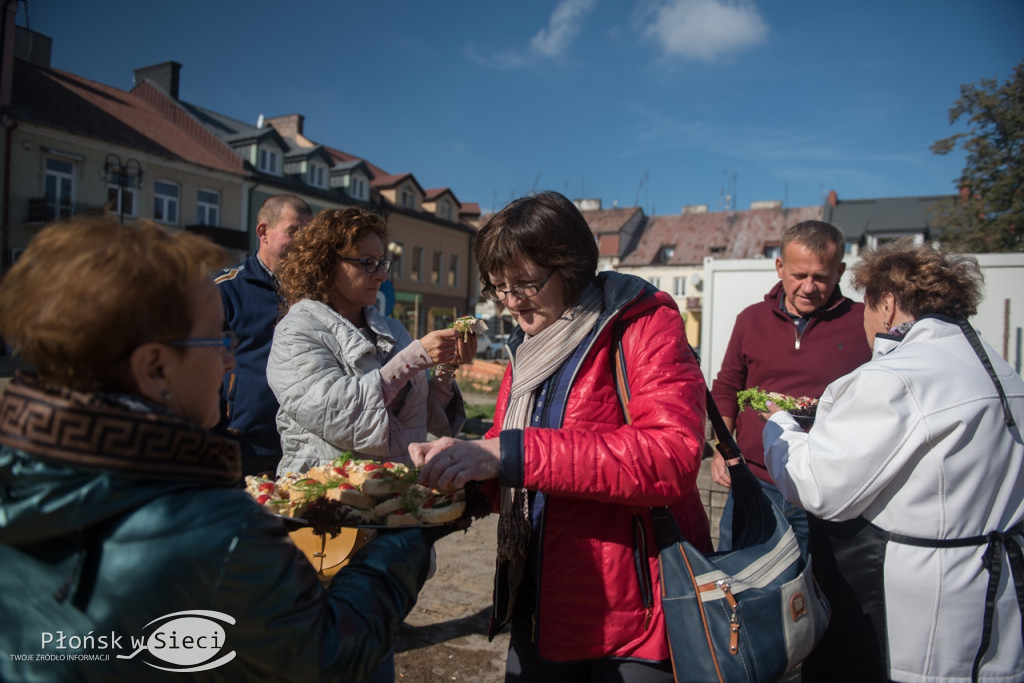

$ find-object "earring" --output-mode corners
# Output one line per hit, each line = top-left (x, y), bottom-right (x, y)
(160, 390), (171, 404)
(883, 321), (891, 331)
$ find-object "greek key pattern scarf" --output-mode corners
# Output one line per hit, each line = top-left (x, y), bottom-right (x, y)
(496, 284), (604, 561)
(0, 374), (241, 484)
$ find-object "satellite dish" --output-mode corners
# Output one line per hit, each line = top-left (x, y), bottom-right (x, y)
(689, 273), (703, 286)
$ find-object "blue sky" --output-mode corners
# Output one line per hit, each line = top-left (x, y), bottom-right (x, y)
(24, 0), (1024, 216)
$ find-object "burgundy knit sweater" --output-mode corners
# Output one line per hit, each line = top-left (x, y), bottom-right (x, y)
(711, 281), (872, 481)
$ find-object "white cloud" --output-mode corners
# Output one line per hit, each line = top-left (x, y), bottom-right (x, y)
(529, 0), (598, 57)
(465, 0), (597, 69)
(639, 0), (769, 61)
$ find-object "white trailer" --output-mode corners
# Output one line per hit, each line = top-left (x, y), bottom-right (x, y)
(699, 253), (1024, 385)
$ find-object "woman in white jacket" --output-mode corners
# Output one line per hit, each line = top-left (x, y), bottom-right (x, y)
(267, 207), (472, 475)
(760, 241), (1024, 683)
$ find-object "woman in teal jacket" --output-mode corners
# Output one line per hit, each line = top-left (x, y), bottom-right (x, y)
(0, 216), (440, 682)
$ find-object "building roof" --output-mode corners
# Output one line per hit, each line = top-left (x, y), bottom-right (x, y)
(620, 205), (823, 266)
(424, 187), (460, 204)
(579, 206), (646, 259)
(9, 60), (245, 175)
(822, 192), (954, 240)
(177, 102), (289, 151)
(581, 206), (643, 235)
(371, 172), (425, 194)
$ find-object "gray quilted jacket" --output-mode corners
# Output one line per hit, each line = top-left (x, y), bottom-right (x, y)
(268, 299), (464, 474)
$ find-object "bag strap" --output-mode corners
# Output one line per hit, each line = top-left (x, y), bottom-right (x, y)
(610, 321), (743, 463)
(611, 322), (760, 551)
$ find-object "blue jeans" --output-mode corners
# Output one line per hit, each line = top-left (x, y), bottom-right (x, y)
(717, 477), (810, 558)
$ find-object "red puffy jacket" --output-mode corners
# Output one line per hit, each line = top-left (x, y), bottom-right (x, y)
(485, 273), (711, 662)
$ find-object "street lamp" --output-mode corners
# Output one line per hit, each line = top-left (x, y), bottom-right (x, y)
(102, 153), (143, 223)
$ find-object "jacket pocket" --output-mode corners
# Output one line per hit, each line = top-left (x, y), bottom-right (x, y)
(632, 514), (654, 630)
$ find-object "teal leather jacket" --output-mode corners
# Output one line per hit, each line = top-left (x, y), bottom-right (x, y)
(0, 447), (431, 682)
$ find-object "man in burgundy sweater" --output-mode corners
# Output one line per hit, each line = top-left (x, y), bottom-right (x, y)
(710, 220), (871, 555)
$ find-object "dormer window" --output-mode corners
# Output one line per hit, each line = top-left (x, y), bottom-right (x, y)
(258, 148), (279, 174)
(353, 178), (366, 200)
(658, 245), (675, 263)
(309, 163), (326, 188)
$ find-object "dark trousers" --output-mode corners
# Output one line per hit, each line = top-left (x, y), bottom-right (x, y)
(505, 577), (673, 683)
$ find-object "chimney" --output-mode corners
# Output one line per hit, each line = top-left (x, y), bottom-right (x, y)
(133, 61), (182, 100)
(14, 25), (51, 67)
(264, 114), (305, 138)
(572, 198), (602, 211)
(827, 189), (838, 208)
(1, 2), (17, 108)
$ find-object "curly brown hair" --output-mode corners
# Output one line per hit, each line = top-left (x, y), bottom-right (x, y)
(0, 215), (227, 391)
(475, 192), (598, 306)
(277, 207), (389, 307)
(851, 239), (984, 319)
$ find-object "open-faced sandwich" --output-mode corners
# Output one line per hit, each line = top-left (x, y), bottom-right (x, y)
(737, 387), (819, 422)
(244, 452), (467, 531)
(449, 315), (488, 342)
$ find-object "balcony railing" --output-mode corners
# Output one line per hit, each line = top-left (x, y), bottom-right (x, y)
(27, 197), (105, 224)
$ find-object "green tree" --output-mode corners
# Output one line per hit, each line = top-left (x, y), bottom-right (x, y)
(929, 60), (1024, 253)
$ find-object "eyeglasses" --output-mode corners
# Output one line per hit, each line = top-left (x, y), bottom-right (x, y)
(482, 270), (555, 302)
(340, 256), (393, 275)
(170, 331), (238, 354)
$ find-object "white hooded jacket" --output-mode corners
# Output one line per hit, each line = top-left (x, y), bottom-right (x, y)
(268, 299), (464, 474)
(763, 316), (1024, 682)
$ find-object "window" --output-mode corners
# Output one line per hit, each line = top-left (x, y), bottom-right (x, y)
(197, 189), (220, 226)
(44, 157), (74, 217)
(391, 241), (404, 279)
(107, 181), (138, 219)
(411, 246), (423, 282)
(649, 276), (661, 290)
(439, 201), (453, 220)
(448, 254), (459, 287)
(153, 180), (179, 224)
(658, 245), (675, 263)
(400, 188), (416, 209)
(431, 251), (442, 284)
(353, 178), (366, 200)
(673, 277), (685, 297)
(309, 163), (326, 188)
(258, 148), (279, 174)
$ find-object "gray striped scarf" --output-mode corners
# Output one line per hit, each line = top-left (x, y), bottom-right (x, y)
(496, 283), (604, 562)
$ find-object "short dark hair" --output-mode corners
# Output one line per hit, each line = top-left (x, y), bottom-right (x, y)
(277, 207), (389, 307)
(257, 194), (312, 226)
(781, 221), (845, 264)
(475, 192), (598, 306)
(851, 239), (983, 319)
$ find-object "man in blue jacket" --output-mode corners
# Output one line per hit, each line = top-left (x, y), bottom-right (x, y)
(216, 194), (312, 475)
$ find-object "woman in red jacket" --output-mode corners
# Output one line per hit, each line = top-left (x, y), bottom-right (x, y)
(410, 191), (711, 682)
